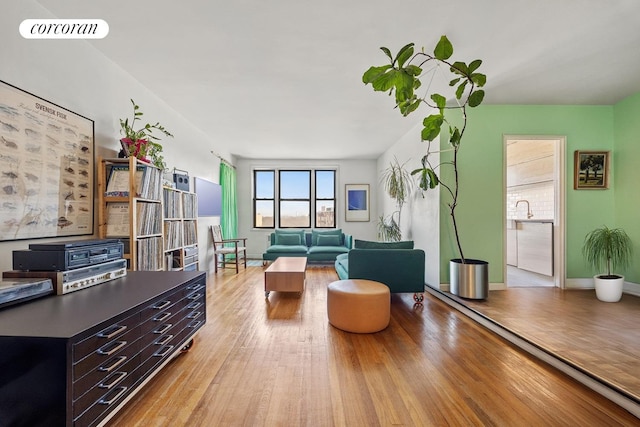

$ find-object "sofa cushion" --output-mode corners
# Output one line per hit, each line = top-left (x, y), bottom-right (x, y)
(311, 229), (343, 246)
(276, 234), (302, 245)
(317, 234), (341, 246)
(266, 244), (308, 253)
(353, 239), (414, 249)
(308, 245), (349, 255)
(275, 229), (306, 245)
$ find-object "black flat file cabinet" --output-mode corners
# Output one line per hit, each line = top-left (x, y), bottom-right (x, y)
(0, 271), (206, 427)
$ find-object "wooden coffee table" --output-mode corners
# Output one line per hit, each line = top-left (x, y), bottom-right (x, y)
(264, 257), (307, 297)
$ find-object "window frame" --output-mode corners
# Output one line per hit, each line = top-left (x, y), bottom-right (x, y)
(253, 169), (275, 229)
(252, 167), (337, 229)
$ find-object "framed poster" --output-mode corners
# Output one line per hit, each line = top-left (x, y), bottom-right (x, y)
(0, 80), (94, 241)
(345, 184), (370, 222)
(574, 150), (610, 190)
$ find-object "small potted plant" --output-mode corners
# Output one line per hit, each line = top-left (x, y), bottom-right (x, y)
(378, 157), (413, 242)
(582, 225), (633, 302)
(119, 99), (173, 170)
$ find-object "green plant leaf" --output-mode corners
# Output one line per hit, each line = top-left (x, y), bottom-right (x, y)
(430, 93), (446, 110)
(426, 168), (439, 188)
(405, 64), (422, 76)
(380, 47), (393, 62)
(455, 81), (467, 100)
(395, 43), (415, 67)
(449, 77), (461, 87)
(434, 35), (453, 60)
(450, 127), (461, 147)
(470, 73), (487, 87)
(362, 65), (392, 84)
(371, 69), (399, 92)
(468, 89), (485, 107)
(450, 61), (468, 76)
(468, 59), (482, 73)
(421, 114), (443, 141)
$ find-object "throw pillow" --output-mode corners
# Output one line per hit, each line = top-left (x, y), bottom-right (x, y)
(311, 229), (342, 246)
(276, 234), (301, 245)
(317, 234), (341, 246)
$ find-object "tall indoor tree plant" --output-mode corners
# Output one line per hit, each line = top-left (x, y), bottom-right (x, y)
(363, 35), (488, 298)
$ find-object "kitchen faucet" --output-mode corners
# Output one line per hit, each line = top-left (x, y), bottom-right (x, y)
(515, 199), (534, 219)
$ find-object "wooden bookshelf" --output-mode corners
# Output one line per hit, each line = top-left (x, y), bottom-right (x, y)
(98, 156), (164, 271)
(163, 187), (199, 271)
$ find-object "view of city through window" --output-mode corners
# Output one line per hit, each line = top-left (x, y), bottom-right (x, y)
(254, 169), (335, 228)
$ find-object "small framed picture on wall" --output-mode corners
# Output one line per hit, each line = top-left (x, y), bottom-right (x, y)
(574, 150), (610, 190)
(345, 184), (370, 221)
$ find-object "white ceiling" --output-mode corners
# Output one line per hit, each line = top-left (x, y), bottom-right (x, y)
(37, 0), (640, 160)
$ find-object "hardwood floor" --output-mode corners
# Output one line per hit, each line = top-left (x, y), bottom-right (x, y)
(436, 286), (640, 409)
(106, 266), (639, 426)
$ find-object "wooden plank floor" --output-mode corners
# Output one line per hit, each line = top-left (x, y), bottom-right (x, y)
(444, 286), (640, 404)
(106, 265), (639, 426)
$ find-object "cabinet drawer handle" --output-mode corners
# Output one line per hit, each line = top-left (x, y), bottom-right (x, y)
(98, 355), (127, 372)
(187, 311), (202, 320)
(153, 323), (173, 334)
(187, 293), (202, 300)
(155, 334), (174, 346)
(97, 340), (127, 356)
(99, 371), (127, 390)
(186, 283), (204, 291)
(152, 300), (171, 310)
(97, 324), (127, 339)
(153, 345), (175, 358)
(188, 320), (202, 329)
(186, 302), (201, 310)
(99, 386), (128, 405)
(153, 312), (171, 322)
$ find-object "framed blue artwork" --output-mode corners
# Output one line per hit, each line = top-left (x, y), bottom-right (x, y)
(345, 184), (369, 221)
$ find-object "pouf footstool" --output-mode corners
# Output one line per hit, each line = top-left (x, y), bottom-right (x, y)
(327, 279), (390, 333)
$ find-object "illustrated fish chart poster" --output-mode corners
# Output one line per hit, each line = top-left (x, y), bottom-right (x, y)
(0, 80), (94, 241)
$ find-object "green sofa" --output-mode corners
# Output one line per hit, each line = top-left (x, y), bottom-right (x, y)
(334, 239), (425, 294)
(263, 229), (352, 262)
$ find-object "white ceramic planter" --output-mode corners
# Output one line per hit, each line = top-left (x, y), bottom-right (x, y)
(594, 275), (624, 302)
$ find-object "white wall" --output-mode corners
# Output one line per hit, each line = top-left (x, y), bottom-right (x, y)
(377, 123), (441, 289)
(0, 1), (231, 274)
(236, 158), (378, 259)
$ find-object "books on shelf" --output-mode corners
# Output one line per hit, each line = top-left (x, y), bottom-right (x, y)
(183, 220), (197, 246)
(105, 161), (162, 200)
(137, 236), (163, 271)
(182, 192), (197, 218)
(163, 188), (182, 218)
(136, 202), (162, 236)
(105, 203), (130, 236)
(164, 220), (183, 250)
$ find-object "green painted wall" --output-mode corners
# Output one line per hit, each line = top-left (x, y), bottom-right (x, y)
(613, 92), (640, 283)
(439, 105), (616, 283)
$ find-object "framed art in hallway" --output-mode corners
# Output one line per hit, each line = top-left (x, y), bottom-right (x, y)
(574, 150), (610, 190)
(345, 184), (369, 221)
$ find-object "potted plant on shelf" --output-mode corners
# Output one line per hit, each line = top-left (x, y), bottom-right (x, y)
(363, 35), (488, 299)
(119, 99), (173, 170)
(378, 157), (413, 242)
(582, 225), (633, 302)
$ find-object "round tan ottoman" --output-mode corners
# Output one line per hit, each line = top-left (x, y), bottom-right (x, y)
(327, 279), (390, 333)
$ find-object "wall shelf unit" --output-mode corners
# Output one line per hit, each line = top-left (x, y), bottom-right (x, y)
(163, 187), (199, 271)
(98, 156), (164, 271)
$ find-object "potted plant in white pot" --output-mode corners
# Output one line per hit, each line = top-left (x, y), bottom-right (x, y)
(582, 225), (633, 302)
(119, 99), (173, 170)
(363, 35), (488, 299)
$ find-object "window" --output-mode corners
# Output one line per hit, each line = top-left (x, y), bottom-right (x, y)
(315, 170), (335, 228)
(254, 170), (274, 228)
(279, 170), (311, 228)
(253, 168), (336, 229)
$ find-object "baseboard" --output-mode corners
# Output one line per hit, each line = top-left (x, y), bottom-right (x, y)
(566, 278), (640, 297)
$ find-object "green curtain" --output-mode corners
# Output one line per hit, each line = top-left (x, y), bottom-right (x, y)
(219, 162), (238, 240)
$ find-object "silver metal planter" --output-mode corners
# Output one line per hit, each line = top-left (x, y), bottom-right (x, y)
(450, 258), (489, 300)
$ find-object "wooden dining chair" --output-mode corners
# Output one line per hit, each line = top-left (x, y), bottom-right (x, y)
(210, 225), (247, 273)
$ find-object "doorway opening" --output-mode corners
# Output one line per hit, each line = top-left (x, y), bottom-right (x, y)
(504, 136), (566, 288)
